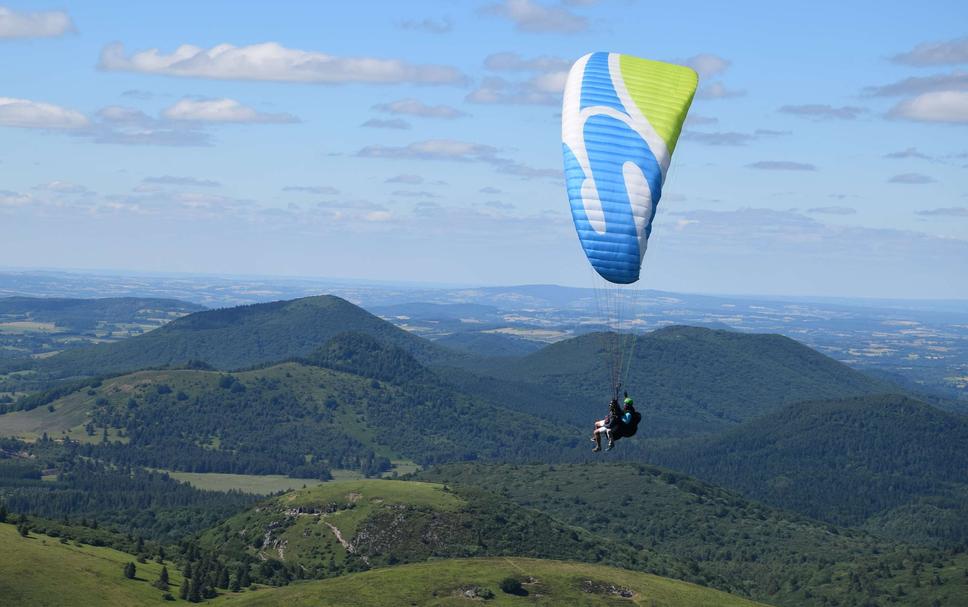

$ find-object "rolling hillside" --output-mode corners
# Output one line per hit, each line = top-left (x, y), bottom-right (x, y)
(0, 333), (575, 477)
(199, 479), (685, 580)
(476, 326), (894, 436)
(20, 295), (449, 380)
(216, 557), (769, 607)
(416, 462), (968, 607)
(647, 394), (968, 546)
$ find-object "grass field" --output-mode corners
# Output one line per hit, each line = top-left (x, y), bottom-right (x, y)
(163, 470), (328, 494)
(213, 557), (771, 607)
(0, 522), (183, 606)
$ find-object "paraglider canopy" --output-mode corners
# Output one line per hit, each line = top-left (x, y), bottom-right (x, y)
(562, 52), (698, 284)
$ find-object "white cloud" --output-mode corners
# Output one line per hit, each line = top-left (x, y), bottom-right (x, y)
(385, 174), (424, 184)
(892, 36), (968, 67)
(864, 71), (968, 97)
(888, 173), (935, 184)
(889, 91), (968, 124)
(480, 0), (587, 33)
(0, 97), (88, 129)
(361, 118), (411, 129)
(697, 82), (746, 100)
(807, 206), (856, 215)
(467, 73), (566, 105)
(484, 52), (571, 72)
(779, 104), (868, 120)
(85, 105), (211, 146)
(747, 160), (816, 171)
(685, 114), (718, 126)
(480, 186), (502, 194)
(399, 17), (453, 34)
(358, 138), (559, 179)
(681, 131), (756, 146)
(0, 6), (73, 38)
(884, 147), (931, 160)
(916, 207), (968, 217)
(98, 42), (467, 85)
(283, 185), (339, 195)
(144, 175), (220, 187)
(33, 181), (91, 194)
(391, 190), (439, 198)
(162, 98), (298, 123)
(372, 98), (466, 119)
(685, 53), (730, 78)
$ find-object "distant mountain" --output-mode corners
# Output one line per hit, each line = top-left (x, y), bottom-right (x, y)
(417, 462), (968, 607)
(476, 326), (894, 436)
(434, 331), (543, 357)
(648, 394), (968, 546)
(25, 295), (451, 379)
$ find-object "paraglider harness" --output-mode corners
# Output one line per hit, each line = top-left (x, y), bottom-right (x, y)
(611, 391), (642, 439)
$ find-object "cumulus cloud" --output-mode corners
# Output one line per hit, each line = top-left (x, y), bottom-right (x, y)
(682, 129), (787, 147)
(385, 174), (424, 184)
(916, 207), (968, 217)
(892, 36), (968, 67)
(863, 71), (968, 97)
(480, 0), (587, 33)
(0, 97), (89, 129)
(372, 98), (466, 119)
(884, 147), (931, 159)
(98, 41), (467, 85)
(779, 104), (868, 120)
(467, 73), (567, 105)
(283, 185), (339, 195)
(391, 190), (439, 198)
(807, 206), (857, 215)
(162, 98), (299, 123)
(358, 138), (559, 179)
(83, 105), (211, 146)
(888, 172), (935, 184)
(0, 6), (73, 38)
(685, 53), (730, 78)
(888, 91), (968, 124)
(361, 118), (411, 129)
(144, 175), (220, 187)
(399, 17), (453, 34)
(747, 161), (816, 171)
(484, 51), (571, 72)
(480, 186), (502, 194)
(697, 82), (746, 99)
(33, 181), (91, 194)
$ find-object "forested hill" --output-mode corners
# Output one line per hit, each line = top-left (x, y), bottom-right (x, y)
(24, 295), (450, 379)
(0, 296), (205, 329)
(476, 326), (894, 436)
(648, 394), (968, 546)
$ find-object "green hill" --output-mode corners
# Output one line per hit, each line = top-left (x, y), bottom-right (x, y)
(415, 462), (968, 607)
(199, 479), (685, 581)
(647, 394), (968, 546)
(216, 557), (769, 607)
(0, 522), (185, 606)
(0, 335), (575, 477)
(434, 331), (543, 357)
(478, 326), (894, 436)
(20, 295), (447, 380)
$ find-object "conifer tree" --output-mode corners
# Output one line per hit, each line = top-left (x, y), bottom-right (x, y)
(123, 562), (136, 579)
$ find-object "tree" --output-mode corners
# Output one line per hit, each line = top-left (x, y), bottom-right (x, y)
(153, 566), (170, 591)
(123, 562), (136, 579)
(217, 566), (229, 589)
(179, 579), (189, 600)
(0, 502), (6, 523)
(183, 561), (193, 579)
(17, 521), (29, 537)
(500, 577), (524, 595)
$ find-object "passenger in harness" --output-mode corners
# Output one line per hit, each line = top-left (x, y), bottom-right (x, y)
(591, 393), (641, 452)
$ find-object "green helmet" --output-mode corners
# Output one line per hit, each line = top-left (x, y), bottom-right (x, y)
(624, 397), (633, 406)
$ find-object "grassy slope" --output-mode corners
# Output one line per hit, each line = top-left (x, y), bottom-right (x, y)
(26, 295), (447, 379)
(215, 558), (770, 607)
(416, 463), (968, 607)
(200, 479), (684, 580)
(479, 326), (893, 436)
(0, 523), (183, 606)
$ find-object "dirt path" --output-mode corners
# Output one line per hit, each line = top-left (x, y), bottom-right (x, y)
(325, 522), (370, 566)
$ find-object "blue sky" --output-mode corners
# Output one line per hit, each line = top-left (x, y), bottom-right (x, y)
(1, 0), (967, 298)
